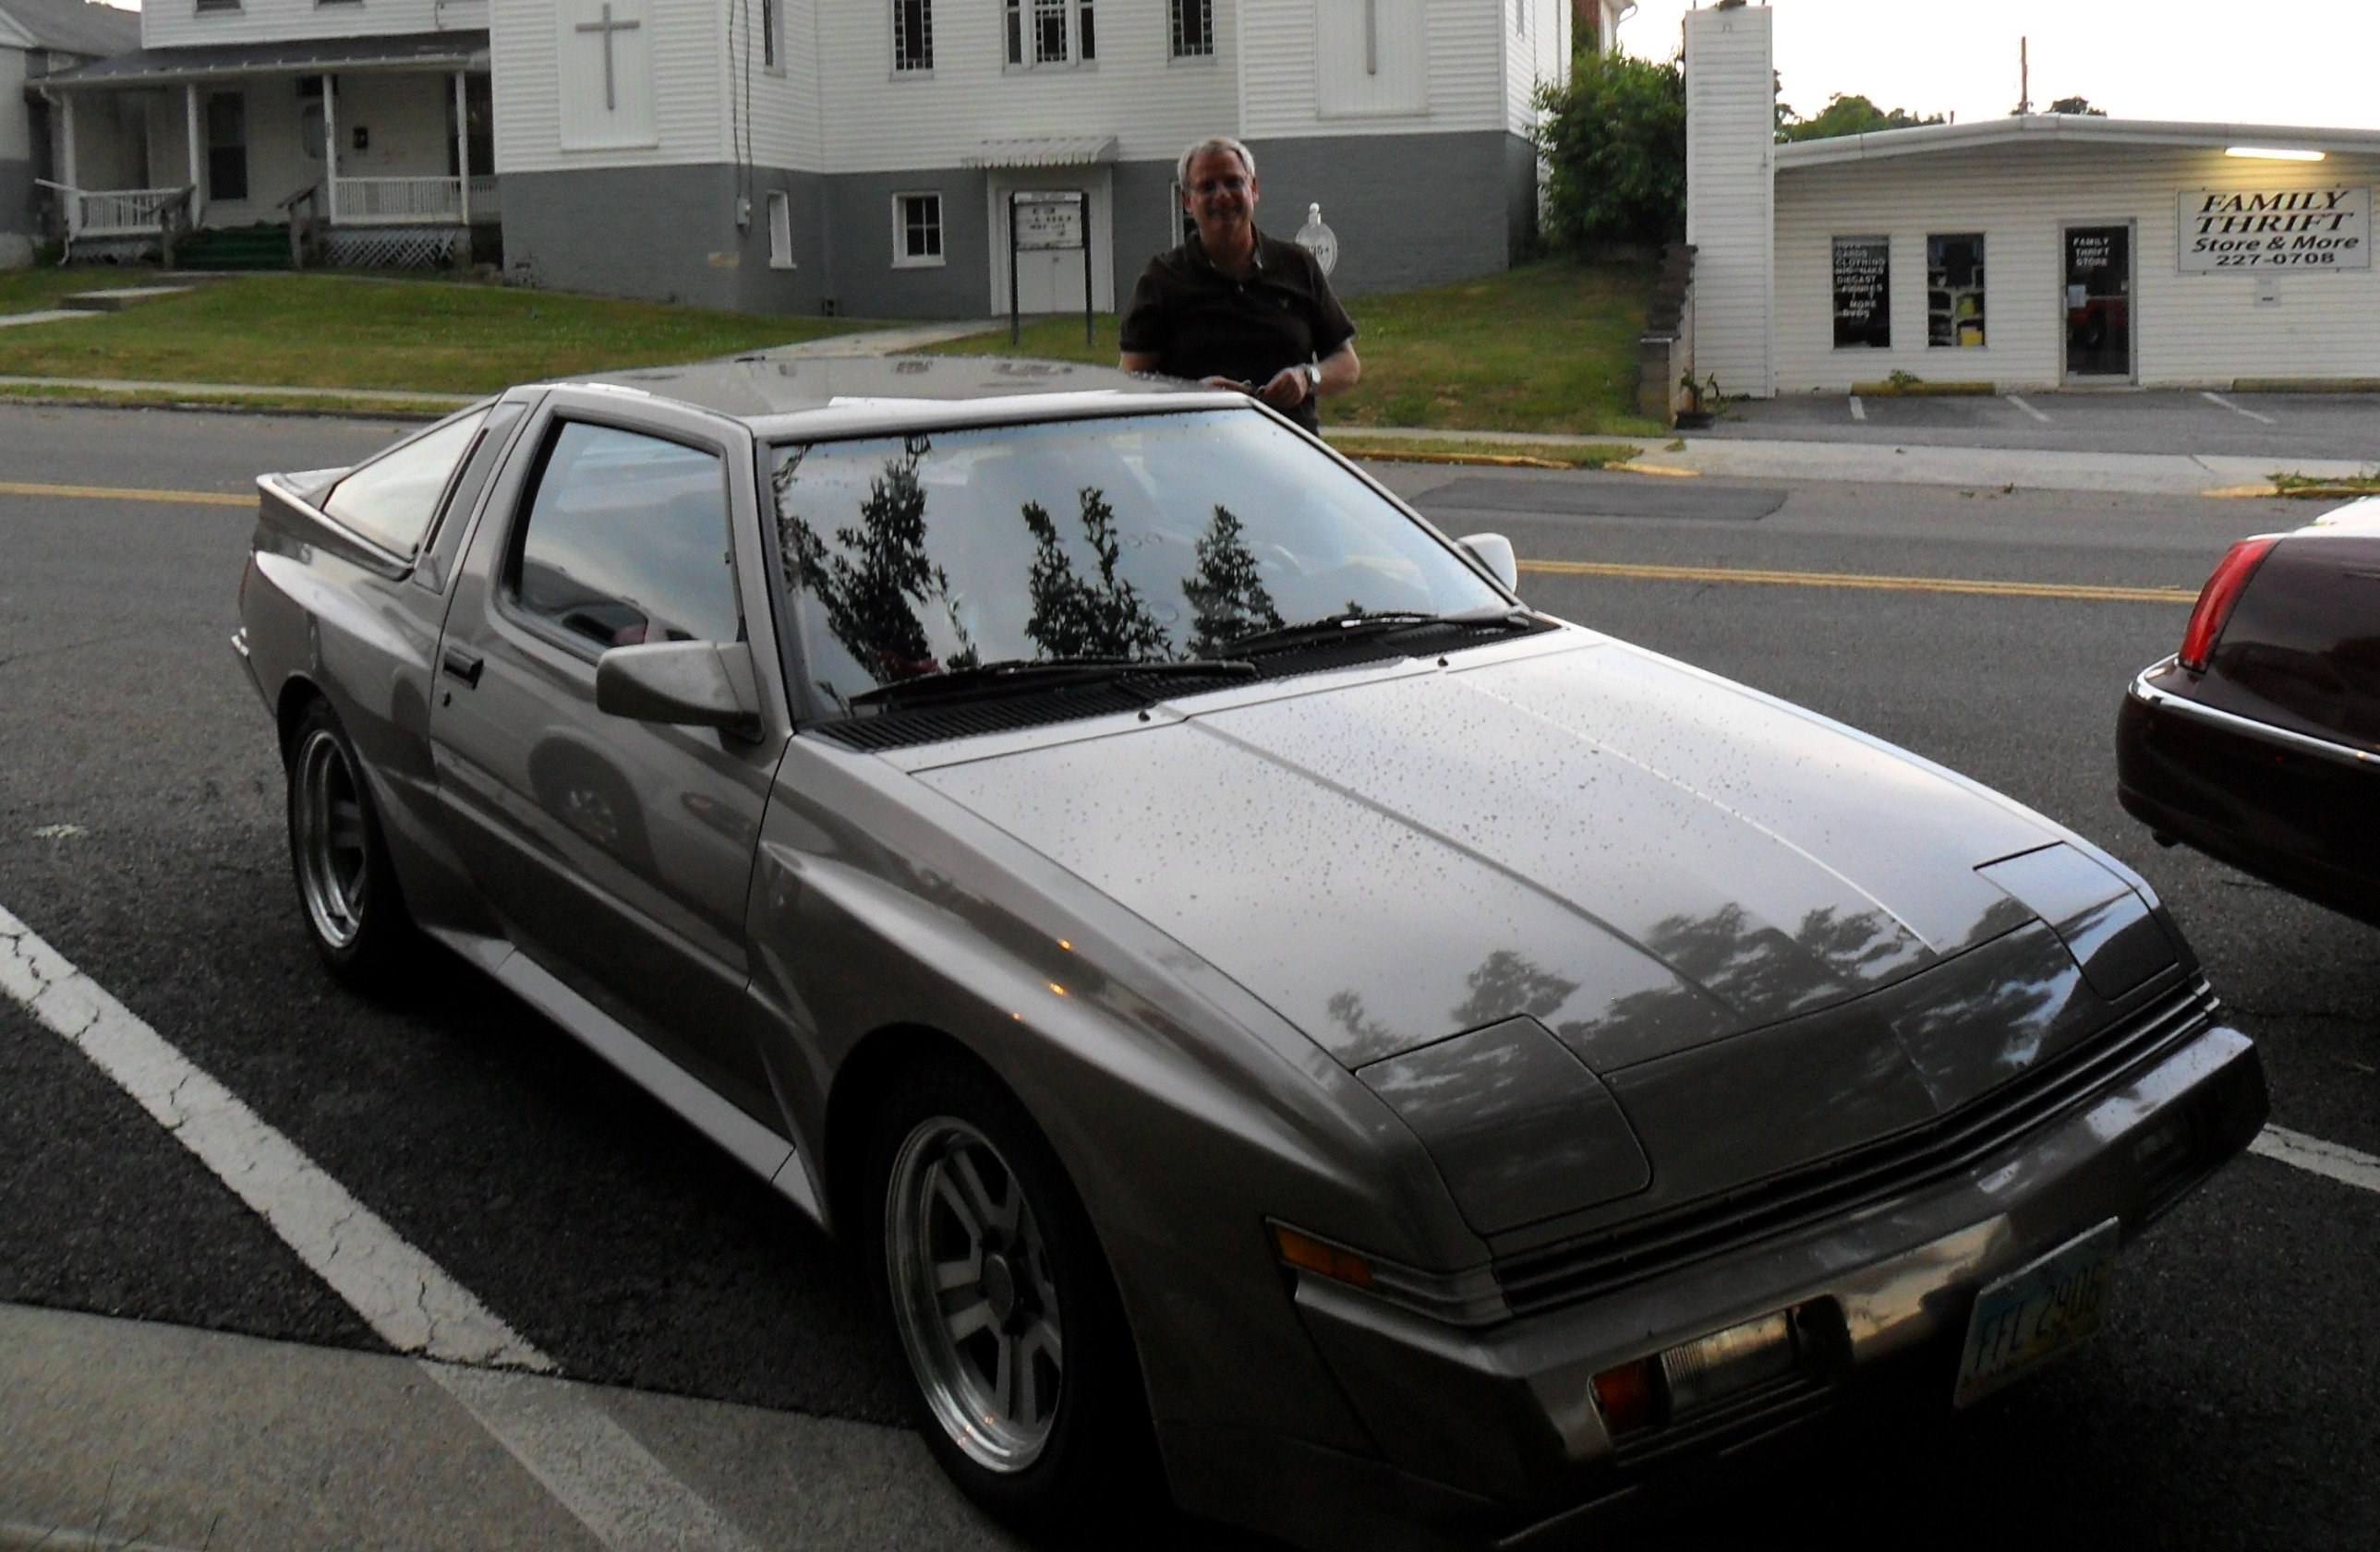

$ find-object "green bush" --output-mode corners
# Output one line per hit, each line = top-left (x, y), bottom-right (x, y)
(1533, 51), (1686, 251)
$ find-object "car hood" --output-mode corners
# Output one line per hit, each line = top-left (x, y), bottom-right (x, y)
(916, 638), (2098, 1071)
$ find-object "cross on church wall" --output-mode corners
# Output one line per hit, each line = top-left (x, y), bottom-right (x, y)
(576, 1), (641, 112)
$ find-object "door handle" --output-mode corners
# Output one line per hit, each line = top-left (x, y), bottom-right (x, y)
(441, 648), (485, 688)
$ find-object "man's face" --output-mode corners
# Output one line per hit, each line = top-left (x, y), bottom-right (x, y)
(1183, 148), (1257, 251)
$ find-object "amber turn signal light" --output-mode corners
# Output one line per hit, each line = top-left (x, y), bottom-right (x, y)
(1590, 1356), (1662, 1436)
(1270, 1223), (1376, 1289)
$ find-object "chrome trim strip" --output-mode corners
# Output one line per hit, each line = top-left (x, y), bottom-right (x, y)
(2128, 666), (2380, 770)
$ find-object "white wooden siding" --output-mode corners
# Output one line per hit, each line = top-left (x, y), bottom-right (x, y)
(1773, 144), (2380, 391)
(1239, 0), (1502, 139)
(1502, 0), (1564, 139)
(495, 0), (729, 173)
(1684, 4), (1773, 396)
(142, 0), (488, 51)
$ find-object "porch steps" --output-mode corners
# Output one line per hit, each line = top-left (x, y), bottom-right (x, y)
(173, 224), (294, 271)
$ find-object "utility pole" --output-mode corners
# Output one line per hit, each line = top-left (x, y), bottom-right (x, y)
(2014, 36), (2033, 115)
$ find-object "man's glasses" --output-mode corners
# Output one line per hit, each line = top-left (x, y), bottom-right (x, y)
(1190, 175), (1250, 198)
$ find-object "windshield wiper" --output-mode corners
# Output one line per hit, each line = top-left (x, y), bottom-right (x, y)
(1213, 605), (1533, 659)
(851, 656), (1258, 711)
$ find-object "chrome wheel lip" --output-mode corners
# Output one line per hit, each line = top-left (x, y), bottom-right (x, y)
(887, 1116), (1065, 1474)
(292, 728), (369, 951)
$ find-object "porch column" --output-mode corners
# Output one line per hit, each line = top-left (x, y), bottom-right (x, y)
(184, 84), (203, 226)
(453, 71), (470, 224)
(59, 93), (77, 235)
(322, 75), (338, 223)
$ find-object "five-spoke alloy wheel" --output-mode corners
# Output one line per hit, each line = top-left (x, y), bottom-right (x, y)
(866, 1054), (1154, 1527)
(285, 698), (411, 984)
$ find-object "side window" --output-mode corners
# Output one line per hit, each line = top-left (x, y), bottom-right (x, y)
(511, 422), (740, 653)
(323, 407), (489, 556)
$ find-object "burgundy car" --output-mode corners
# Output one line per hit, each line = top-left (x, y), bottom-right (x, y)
(2118, 498), (2380, 925)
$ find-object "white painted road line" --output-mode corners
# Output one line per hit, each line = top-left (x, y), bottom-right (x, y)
(2005, 394), (2053, 424)
(2202, 391), (2279, 426)
(1848, 394), (1867, 422)
(0, 904), (768, 1552)
(2251, 1125), (2380, 1196)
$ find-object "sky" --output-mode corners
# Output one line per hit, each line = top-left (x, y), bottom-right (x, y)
(1617, 0), (2380, 133)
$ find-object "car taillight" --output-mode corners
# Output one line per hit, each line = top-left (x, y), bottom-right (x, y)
(2177, 536), (2278, 672)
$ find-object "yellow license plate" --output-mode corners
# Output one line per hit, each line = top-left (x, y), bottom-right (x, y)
(1953, 1219), (2120, 1408)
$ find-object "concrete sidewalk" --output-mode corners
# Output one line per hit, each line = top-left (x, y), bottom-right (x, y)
(0, 1302), (1015, 1552)
(1337, 425), (2374, 498)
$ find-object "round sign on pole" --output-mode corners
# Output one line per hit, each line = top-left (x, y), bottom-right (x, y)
(1294, 202), (1339, 277)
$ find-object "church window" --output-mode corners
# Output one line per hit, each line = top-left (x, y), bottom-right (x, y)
(761, 0), (780, 68)
(893, 0), (933, 72)
(1005, 0), (1093, 66)
(1170, 0), (1213, 58)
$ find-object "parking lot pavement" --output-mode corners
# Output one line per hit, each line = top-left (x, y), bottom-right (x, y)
(1706, 389), (2380, 463)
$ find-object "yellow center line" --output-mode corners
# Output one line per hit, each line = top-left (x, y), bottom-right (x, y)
(0, 479), (252, 507)
(1518, 557), (2198, 605)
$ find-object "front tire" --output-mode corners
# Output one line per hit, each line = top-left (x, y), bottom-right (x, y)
(286, 699), (413, 986)
(866, 1055), (1156, 1529)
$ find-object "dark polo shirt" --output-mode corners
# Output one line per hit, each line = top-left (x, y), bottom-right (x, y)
(1118, 229), (1356, 431)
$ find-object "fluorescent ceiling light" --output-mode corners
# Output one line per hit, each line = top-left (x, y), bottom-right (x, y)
(2225, 146), (2326, 161)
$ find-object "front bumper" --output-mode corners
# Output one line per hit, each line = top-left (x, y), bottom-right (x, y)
(1279, 1007), (2265, 1546)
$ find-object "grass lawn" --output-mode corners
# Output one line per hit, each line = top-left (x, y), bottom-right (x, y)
(0, 270), (878, 393)
(925, 259), (1662, 437)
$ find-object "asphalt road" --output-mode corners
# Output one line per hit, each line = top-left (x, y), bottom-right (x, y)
(2, 403), (2375, 1551)
(1708, 386), (2380, 462)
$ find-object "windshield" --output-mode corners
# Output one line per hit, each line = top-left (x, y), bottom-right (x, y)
(770, 409), (1505, 711)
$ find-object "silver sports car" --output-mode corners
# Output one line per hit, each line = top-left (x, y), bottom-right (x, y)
(235, 357), (2265, 1549)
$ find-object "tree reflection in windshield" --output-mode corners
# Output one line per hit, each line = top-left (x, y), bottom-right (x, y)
(1021, 487), (1173, 661)
(776, 436), (978, 685)
(1184, 505), (1283, 656)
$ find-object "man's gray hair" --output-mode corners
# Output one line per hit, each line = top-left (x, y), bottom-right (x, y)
(1177, 137), (1256, 190)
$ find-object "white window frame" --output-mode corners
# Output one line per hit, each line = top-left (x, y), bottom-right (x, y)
(767, 190), (795, 270)
(892, 192), (945, 268)
(1168, 0), (1214, 59)
(1005, 0), (1095, 69)
(892, 0), (934, 75)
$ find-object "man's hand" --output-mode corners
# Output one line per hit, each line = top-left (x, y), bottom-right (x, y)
(1255, 367), (1311, 411)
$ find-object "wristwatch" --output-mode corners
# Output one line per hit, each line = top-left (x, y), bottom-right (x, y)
(1301, 362), (1322, 393)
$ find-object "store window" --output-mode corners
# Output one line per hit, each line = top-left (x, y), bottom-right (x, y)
(1831, 235), (1890, 349)
(893, 193), (944, 267)
(892, 0), (933, 71)
(1927, 234), (1986, 348)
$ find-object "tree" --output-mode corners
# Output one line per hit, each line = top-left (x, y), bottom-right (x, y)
(2048, 95), (2108, 116)
(1777, 92), (1944, 142)
(1532, 48), (1686, 250)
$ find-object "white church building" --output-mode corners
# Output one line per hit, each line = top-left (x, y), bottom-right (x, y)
(42, 0), (1627, 313)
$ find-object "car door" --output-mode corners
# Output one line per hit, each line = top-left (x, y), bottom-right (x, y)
(429, 391), (785, 1124)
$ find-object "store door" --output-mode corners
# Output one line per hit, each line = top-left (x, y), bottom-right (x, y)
(2064, 225), (2132, 379)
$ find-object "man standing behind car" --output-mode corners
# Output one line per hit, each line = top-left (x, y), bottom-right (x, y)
(1118, 137), (1360, 433)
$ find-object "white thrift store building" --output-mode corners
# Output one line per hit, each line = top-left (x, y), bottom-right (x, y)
(1685, 2), (2380, 396)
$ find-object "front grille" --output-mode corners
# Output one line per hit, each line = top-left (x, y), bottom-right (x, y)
(1495, 977), (2218, 1317)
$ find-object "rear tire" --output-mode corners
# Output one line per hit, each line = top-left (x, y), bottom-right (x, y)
(286, 699), (414, 987)
(865, 1053), (1158, 1532)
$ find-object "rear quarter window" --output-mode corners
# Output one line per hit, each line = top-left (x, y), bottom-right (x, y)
(322, 409), (489, 556)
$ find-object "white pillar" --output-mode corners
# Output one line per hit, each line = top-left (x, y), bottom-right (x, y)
(185, 84), (203, 225)
(56, 93), (78, 235)
(322, 75), (339, 223)
(1684, 3), (1776, 398)
(453, 71), (470, 224)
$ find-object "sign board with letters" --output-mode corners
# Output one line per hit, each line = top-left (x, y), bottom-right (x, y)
(1008, 188), (1093, 347)
(2178, 186), (2370, 272)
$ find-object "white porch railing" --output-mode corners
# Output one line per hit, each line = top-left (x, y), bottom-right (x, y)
(332, 174), (501, 225)
(74, 186), (187, 237)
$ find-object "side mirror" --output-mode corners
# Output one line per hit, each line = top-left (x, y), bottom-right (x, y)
(1459, 533), (1519, 595)
(596, 640), (761, 732)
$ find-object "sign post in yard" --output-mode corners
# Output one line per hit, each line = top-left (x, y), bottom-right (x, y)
(1009, 189), (1093, 349)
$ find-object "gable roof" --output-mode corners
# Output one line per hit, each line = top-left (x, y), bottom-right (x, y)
(0, 0), (139, 61)
(1778, 114), (2380, 171)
